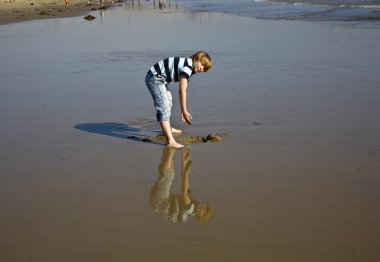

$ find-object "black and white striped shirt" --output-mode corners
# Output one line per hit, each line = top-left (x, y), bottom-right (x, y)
(149, 57), (194, 83)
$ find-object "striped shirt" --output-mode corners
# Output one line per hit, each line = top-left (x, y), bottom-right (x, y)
(149, 57), (194, 83)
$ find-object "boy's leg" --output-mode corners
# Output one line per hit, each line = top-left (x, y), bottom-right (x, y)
(171, 127), (183, 135)
(166, 90), (182, 135)
(160, 120), (184, 148)
(146, 73), (182, 147)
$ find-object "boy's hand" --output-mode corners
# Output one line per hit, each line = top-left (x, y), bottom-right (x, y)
(181, 111), (192, 125)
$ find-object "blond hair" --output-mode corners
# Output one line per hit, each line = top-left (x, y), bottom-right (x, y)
(195, 204), (214, 223)
(191, 51), (212, 72)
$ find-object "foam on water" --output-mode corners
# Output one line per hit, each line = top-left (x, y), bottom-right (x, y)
(179, 0), (380, 27)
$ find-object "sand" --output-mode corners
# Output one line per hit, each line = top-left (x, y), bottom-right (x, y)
(0, 0), (115, 25)
(1, 1), (380, 261)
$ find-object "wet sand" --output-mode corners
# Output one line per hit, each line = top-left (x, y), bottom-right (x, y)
(1, 2), (380, 261)
(0, 0), (115, 25)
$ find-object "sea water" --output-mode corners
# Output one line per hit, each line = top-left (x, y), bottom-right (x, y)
(178, 0), (380, 27)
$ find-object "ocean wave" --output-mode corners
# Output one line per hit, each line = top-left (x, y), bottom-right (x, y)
(358, 4), (380, 8)
(255, 0), (380, 9)
(182, 0), (380, 26)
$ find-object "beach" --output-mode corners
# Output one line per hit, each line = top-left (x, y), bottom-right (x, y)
(0, 0), (116, 25)
(1, 1), (380, 261)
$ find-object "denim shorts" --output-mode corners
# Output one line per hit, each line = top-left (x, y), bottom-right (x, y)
(145, 71), (173, 122)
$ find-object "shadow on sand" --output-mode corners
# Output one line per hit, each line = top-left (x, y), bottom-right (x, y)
(74, 122), (162, 145)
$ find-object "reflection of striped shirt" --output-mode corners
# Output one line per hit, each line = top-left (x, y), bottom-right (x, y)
(149, 57), (194, 83)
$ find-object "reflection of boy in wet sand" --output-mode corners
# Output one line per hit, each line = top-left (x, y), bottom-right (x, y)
(149, 147), (213, 223)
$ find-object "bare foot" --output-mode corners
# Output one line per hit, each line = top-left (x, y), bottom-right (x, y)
(171, 127), (183, 135)
(167, 141), (184, 148)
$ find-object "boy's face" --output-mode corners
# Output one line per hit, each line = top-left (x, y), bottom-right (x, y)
(193, 60), (205, 73)
(195, 203), (207, 217)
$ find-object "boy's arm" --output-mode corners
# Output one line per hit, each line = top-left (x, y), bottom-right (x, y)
(179, 76), (192, 125)
(181, 148), (192, 205)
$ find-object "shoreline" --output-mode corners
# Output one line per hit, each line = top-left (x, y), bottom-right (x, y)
(0, 0), (117, 25)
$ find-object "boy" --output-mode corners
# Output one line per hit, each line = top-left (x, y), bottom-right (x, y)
(145, 51), (212, 148)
